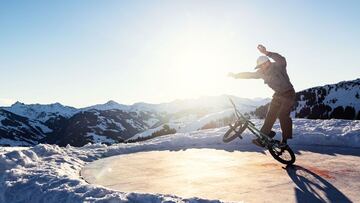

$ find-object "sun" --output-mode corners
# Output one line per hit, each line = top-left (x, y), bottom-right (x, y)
(163, 31), (230, 98)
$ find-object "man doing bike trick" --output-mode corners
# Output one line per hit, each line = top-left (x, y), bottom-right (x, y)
(228, 45), (296, 147)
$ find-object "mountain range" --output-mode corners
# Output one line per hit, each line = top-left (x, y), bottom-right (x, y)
(2, 78), (359, 147)
(0, 95), (268, 147)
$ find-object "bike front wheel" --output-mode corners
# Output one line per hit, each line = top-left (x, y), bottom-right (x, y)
(223, 122), (248, 143)
(268, 140), (296, 165)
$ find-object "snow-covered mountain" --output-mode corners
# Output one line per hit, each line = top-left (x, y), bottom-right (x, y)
(0, 109), (48, 146)
(293, 78), (360, 119)
(139, 95), (269, 114)
(127, 95), (270, 142)
(44, 109), (159, 146)
(5, 76), (360, 147)
(82, 100), (130, 112)
(252, 78), (360, 120)
(0, 101), (164, 146)
(84, 95), (269, 114)
(0, 95), (268, 147)
(127, 109), (235, 141)
(3, 102), (78, 122)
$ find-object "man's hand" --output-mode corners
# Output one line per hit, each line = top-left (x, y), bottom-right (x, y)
(257, 44), (269, 55)
(227, 72), (237, 78)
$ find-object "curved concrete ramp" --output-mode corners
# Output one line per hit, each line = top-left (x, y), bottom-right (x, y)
(81, 148), (360, 202)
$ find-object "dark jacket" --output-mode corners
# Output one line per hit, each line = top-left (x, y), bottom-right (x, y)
(237, 52), (294, 94)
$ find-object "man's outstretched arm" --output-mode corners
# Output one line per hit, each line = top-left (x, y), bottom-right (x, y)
(228, 71), (261, 79)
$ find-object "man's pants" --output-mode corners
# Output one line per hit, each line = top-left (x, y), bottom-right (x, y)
(260, 89), (296, 140)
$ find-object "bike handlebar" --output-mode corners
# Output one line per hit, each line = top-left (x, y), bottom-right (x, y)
(228, 97), (255, 126)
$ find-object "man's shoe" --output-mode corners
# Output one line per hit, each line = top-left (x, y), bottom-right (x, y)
(268, 130), (276, 138)
(278, 139), (288, 149)
(252, 138), (265, 148)
(261, 130), (276, 138)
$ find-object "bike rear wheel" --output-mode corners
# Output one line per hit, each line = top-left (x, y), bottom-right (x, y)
(268, 140), (296, 165)
(223, 122), (248, 143)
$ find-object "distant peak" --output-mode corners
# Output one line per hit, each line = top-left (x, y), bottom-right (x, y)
(105, 100), (119, 105)
(12, 101), (25, 106)
(50, 102), (63, 107)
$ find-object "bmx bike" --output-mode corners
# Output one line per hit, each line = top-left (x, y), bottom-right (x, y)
(223, 98), (296, 165)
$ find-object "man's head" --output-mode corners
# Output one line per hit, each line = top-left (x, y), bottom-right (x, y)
(255, 56), (271, 70)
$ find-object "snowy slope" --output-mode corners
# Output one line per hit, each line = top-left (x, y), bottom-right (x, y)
(0, 118), (359, 202)
(0, 110), (48, 146)
(293, 78), (360, 119)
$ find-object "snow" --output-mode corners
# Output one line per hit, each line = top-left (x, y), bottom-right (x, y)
(322, 85), (360, 109)
(292, 100), (306, 118)
(0, 118), (359, 202)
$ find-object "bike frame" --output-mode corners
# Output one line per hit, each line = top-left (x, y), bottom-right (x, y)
(229, 98), (273, 144)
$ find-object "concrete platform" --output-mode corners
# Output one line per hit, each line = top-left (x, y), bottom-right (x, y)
(81, 147), (360, 202)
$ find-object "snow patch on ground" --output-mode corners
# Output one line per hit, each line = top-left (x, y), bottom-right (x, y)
(0, 119), (359, 202)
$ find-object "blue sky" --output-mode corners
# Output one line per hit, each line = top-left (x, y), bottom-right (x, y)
(1, 0), (359, 107)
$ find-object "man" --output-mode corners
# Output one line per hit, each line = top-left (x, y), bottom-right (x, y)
(228, 44), (296, 147)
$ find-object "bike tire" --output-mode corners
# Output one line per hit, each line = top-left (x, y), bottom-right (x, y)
(268, 141), (296, 165)
(223, 122), (248, 143)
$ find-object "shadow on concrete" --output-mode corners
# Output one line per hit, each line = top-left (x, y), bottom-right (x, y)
(290, 144), (360, 156)
(285, 165), (351, 203)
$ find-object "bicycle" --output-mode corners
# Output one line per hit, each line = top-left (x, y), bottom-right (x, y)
(223, 98), (296, 165)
